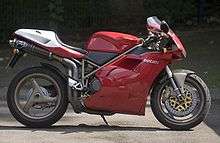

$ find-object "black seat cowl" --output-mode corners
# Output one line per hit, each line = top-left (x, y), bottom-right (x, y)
(55, 35), (88, 54)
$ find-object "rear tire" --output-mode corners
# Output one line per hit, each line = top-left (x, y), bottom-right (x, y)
(151, 74), (211, 130)
(7, 67), (68, 128)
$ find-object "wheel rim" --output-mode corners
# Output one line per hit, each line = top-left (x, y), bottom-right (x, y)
(14, 73), (62, 119)
(158, 79), (204, 123)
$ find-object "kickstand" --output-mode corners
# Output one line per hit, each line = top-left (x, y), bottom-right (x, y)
(101, 115), (109, 126)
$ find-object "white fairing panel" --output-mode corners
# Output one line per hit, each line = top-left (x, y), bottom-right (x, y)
(15, 29), (61, 48)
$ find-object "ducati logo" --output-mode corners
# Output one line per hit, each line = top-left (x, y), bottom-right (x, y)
(143, 59), (159, 64)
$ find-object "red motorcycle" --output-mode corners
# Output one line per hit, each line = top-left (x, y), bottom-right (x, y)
(6, 16), (210, 130)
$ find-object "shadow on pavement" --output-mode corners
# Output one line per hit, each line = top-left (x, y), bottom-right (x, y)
(0, 124), (187, 134)
(204, 100), (220, 136)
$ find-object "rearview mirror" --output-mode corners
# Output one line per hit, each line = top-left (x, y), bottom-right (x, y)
(160, 21), (169, 33)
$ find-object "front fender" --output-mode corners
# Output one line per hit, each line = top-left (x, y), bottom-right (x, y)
(173, 69), (195, 88)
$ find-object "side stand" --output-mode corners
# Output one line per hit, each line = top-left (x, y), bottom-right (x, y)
(101, 115), (109, 126)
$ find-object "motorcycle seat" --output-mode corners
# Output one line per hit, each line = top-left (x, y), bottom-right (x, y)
(55, 35), (88, 54)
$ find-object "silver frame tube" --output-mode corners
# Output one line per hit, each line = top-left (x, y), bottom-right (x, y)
(63, 58), (78, 79)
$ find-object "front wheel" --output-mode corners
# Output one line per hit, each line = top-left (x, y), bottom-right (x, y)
(7, 67), (68, 127)
(151, 74), (211, 130)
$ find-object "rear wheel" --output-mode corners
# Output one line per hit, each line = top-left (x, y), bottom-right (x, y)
(7, 67), (68, 127)
(151, 74), (211, 130)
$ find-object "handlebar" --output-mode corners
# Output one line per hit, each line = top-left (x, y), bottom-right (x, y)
(142, 31), (171, 51)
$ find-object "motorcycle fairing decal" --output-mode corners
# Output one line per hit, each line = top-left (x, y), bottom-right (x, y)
(143, 59), (159, 64)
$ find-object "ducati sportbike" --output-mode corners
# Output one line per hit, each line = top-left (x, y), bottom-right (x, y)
(6, 17), (210, 130)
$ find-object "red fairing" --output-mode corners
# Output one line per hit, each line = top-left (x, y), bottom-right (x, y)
(86, 31), (142, 53)
(168, 30), (186, 58)
(47, 46), (85, 59)
(84, 52), (172, 115)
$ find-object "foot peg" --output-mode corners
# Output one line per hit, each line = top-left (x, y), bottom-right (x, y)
(101, 115), (109, 126)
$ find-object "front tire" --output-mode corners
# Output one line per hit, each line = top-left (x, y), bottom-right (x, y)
(151, 74), (211, 130)
(7, 67), (68, 127)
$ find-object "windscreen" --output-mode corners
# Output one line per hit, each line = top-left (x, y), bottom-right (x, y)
(146, 16), (186, 57)
(146, 16), (162, 31)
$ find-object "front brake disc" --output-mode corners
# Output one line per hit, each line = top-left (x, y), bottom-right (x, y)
(164, 86), (198, 117)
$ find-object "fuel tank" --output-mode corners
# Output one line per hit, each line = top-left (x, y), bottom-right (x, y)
(86, 31), (142, 53)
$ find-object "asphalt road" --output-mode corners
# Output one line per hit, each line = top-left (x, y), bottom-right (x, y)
(0, 101), (220, 143)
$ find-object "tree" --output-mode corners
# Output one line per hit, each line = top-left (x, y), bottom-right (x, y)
(48, 0), (64, 31)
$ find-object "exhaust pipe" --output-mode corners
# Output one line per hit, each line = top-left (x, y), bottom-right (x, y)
(9, 39), (62, 61)
(62, 58), (85, 113)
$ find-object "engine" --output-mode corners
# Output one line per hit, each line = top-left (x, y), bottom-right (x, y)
(87, 77), (102, 94)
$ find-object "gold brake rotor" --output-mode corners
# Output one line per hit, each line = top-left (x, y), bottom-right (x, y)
(169, 91), (193, 112)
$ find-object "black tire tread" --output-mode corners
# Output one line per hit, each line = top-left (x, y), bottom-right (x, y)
(151, 73), (211, 130)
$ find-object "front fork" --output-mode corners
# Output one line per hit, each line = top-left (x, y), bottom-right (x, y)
(165, 66), (183, 99)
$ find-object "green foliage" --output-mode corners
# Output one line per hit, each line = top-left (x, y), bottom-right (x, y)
(143, 0), (197, 25)
(207, 0), (220, 16)
(206, 0), (220, 22)
(62, 0), (111, 32)
(0, 0), (219, 43)
(0, 0), (49, 42)
(48, 0), (64, 30)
